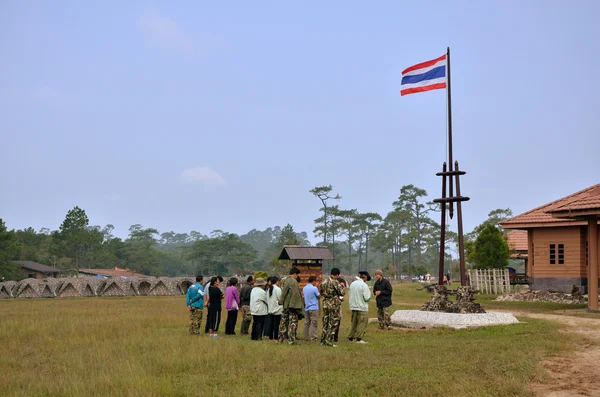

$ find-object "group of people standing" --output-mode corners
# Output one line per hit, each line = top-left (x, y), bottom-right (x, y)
(185, 267), (393, 347)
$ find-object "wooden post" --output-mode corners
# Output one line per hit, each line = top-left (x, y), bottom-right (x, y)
(455, 162), (467, 286)
(438, 163), (447, 286)
(588, 216), (598, 311)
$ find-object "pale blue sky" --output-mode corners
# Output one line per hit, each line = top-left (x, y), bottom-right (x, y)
(1, 1), (599, 241)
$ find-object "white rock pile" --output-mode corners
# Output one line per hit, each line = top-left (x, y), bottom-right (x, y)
(390, 310), (519, 329)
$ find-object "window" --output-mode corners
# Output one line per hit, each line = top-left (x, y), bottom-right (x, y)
(558, 244), (564, 264)
(549, 243), (565, 264)
(586, 241), (589, 266)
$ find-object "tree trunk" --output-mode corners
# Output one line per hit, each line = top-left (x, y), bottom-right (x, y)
(348, 240), (352, 271)
(358, 239), (362, 272)
(365, 231), (369, 270)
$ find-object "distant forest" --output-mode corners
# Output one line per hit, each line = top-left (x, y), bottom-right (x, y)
(0, 184), (513, 279)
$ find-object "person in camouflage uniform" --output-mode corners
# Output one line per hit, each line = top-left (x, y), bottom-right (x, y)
(185, 275), (205, 335)
(319, 268), (345, 347)
(278, 267), (303, 345)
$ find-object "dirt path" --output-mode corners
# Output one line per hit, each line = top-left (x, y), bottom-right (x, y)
(513, 312), (600, 397)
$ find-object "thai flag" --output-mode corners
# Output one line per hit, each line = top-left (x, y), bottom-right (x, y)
(400, 54), (447, 96)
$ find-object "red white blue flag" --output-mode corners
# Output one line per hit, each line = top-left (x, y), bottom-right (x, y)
(400, 54), (447, 96)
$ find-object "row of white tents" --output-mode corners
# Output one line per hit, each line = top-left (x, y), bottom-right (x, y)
(0, 277), (195, 299)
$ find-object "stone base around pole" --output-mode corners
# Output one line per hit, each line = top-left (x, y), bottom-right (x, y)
(421, 285), (486, 314)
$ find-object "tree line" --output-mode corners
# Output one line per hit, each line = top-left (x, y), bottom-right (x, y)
(308, 184), (514, 277)
(0, 185), (515, 280)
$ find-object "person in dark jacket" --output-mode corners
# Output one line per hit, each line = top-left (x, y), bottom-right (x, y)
(239, 276), (254, 335)
(373, 270), (393, 330)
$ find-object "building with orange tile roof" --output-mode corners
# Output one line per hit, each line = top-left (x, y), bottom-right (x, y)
(500, 184), (600, 309)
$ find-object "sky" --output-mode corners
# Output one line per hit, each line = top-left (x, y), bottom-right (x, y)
(1, 1), (599, 242)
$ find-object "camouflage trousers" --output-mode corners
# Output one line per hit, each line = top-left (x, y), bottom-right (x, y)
(240, 305), (252, 335)
(278, 309), (299, 344)
(189, 308), (203, 335)
(377, 306), (391, 329)
(320, 307), (341, 346)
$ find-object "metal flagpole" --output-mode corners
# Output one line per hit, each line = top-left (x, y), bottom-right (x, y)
(446, 47), (454, 220)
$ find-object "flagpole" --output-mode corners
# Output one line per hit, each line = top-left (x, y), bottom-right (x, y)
(446, 47), (454, 220)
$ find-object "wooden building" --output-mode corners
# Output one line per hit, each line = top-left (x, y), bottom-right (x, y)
(500, 184), (600, 310)
(12, 261), (62, 279)
(507, 229), (528, 266)
(278, 245), (333, 289)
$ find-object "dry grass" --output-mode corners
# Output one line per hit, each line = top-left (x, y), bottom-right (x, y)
(0, 283), (583, 396)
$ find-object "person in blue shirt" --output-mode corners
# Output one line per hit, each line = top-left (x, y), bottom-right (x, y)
(186, 275), (204, 335)
(302, 276), (320, 341)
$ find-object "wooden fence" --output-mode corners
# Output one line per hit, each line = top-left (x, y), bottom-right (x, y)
(467, 268), (512, 295)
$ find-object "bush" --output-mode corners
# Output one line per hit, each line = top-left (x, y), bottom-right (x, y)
(253, 270), (269, 281)
(470, 223), (510, 269)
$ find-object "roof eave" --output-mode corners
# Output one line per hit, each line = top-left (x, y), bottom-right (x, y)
(501, 221), (588, 229)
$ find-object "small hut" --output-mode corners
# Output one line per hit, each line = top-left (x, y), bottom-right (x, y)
(1, 281), (17, 298)
(175, 277), (194, 295)
(101, 278), (138, 297)
(148, 278), (176, 296)
(15, 279), (43, 298)
(278, 245), (334, 289)
(58, 279), (95, 298)
(45, 278), (64, 297)
(137, 278), (152, 296)
(0, 282), (9, 299)
(37, 280), (57, 298)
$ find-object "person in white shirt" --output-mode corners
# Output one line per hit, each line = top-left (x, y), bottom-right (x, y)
(264, 276), (283, 341)
(348, 271), (371, 344)
(249, 278), (268, 340)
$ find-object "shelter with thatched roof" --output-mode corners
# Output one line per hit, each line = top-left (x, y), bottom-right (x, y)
(278, 245), (334, 289)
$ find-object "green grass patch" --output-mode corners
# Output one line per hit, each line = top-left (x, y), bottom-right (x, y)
(0, 283), (583, 396)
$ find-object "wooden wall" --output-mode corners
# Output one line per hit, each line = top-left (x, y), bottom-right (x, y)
(531, 226), (586, 278)
(295, 264), (323, 289)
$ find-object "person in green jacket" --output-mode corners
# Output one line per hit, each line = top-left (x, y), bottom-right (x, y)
(278, 267), (303, 345)
(348, 271), (371, 344)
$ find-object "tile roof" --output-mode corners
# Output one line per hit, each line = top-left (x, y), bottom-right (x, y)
(500, 184), (600, 228)
(506, 230), (528, 252)
(79, 268), (149, 278)
(547, 184), (600, 213)
(13, 261), (63, 273)
(278, 246), (334, 261)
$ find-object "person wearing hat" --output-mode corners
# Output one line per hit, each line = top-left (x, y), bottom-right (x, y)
(278, 267), (303, 345)
(373, 269), (393, 330)
(348, 271), (372, 343)
(250, 277), (268, 340)
(319, 267), (346, 347)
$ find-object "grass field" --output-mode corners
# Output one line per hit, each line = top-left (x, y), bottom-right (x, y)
(0, 283), (584, 397)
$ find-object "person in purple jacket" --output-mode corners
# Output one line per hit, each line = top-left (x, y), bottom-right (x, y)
(225, 277), (241, 335)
